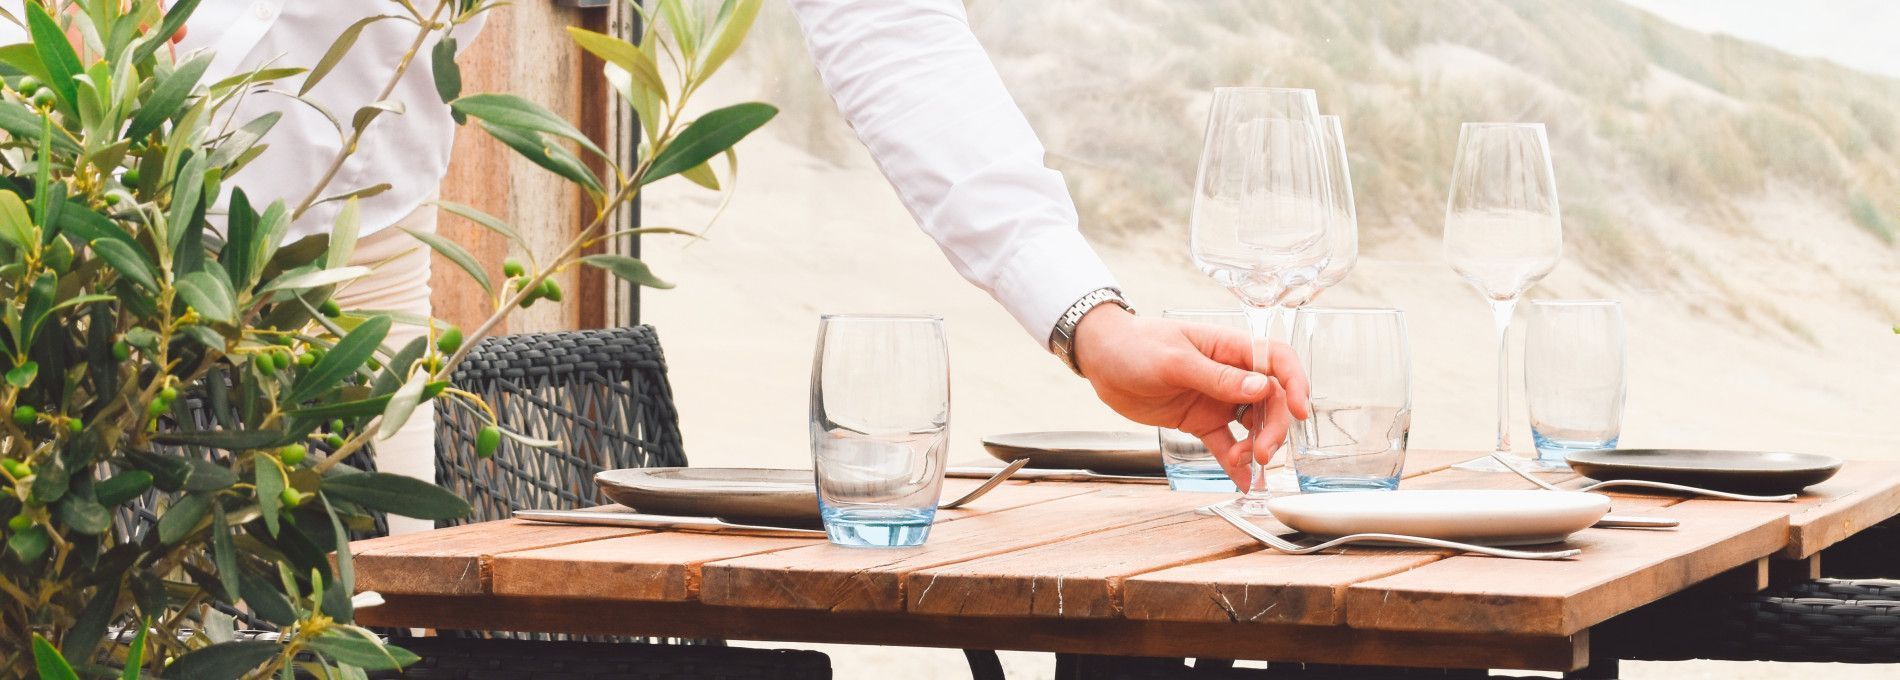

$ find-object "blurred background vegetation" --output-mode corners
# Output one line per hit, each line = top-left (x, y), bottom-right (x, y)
(746, 0), (1900, 338)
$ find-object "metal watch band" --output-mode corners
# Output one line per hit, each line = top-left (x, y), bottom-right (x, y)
(1048, 287), (1134, 377)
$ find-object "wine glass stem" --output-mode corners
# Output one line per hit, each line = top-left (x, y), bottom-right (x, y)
(1240, 305), (1287, 498)
(1488, 297), (1518, 455)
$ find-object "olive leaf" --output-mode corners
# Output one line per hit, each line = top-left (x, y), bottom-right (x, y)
(566, 27), (667, 102)
(160, 640), (280, 680)
(431, 199), (527, 248)
(126, 54), (213, 141)
(432, 36), (463, 121)
(401, 227), (492, 297)
(642, 102), (777, 186)
(303, 15), (404, 95)
(451, 93), (608, 159)
(580, 254), (674, 290)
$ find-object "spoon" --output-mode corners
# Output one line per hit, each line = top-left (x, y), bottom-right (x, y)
(938, 458), (1028, 509)
(1490, 452), (1796, 502)
(1208, 504), (1580, 560)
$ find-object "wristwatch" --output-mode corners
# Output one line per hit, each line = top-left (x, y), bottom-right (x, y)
(1048, 287), (1135, 377)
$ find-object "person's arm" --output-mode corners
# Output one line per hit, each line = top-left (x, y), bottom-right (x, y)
(786, 0), (1112, 341)
(785, 0), (1307, 480)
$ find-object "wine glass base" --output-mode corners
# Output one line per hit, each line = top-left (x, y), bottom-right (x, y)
(1452, 454), (1573, 473)
(1195, 495), (1276, 517)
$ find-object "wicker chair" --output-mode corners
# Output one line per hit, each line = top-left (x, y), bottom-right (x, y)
(382, 325), (831, 680)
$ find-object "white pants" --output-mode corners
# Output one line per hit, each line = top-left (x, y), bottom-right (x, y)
(338, 203), (437, 536)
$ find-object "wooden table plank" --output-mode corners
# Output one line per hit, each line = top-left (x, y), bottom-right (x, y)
(358, 593), (1589, 672)
(1117, 464), (1684, 626)
(1777, 459), (1900, 558)
(353, 476), (1060, 597)
(905, 511), (1248, 619)
(354, 519), (646, 596)
(898, 448), (1487, 620)
(1342, 500), (1791, 636)
(488, 479), (1102, 601)
(699, 485), (1211, 613)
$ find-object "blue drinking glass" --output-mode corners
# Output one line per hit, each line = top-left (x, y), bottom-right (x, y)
(1289, 308), (1411, 492)
(1525, 300), (1626, 466)
(1159, 309), (1247, 492)
(809, 314), (950, 548)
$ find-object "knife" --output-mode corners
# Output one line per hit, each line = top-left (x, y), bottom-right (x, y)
(513, 510), (825, 538)
(1595, 514), (1680, 529)
(946, 466), (1168, 484)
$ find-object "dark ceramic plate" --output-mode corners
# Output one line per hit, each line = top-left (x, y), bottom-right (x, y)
(1565, 449), (1842, 495)
(595, 467), (819, 526)
(981, 431), (1163, 475)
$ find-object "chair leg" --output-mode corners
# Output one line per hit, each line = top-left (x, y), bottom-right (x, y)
(964, 649), (1006, 680)
(1564, 656), (1619, 679)
(1193, 657), (1237, 672)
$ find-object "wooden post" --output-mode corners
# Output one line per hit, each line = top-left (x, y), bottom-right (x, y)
(433, 1), (619, 334)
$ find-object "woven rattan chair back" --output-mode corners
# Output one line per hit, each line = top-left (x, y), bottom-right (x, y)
(435, 325), (686, 524)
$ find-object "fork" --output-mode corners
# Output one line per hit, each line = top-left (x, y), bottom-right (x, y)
(938, 458), (1028, 509)
(1490, 452), (1796, 502)
(1208, 504), (1581, 560)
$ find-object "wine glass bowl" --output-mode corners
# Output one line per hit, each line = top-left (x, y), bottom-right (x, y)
(1282, 114), (1360, 308)
(1189, 87), (1333, 310)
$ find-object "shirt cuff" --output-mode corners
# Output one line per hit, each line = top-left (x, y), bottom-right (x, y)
(988, 230), (1120, 345)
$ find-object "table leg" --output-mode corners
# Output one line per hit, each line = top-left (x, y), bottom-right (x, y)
(964, 649), (1006, 680)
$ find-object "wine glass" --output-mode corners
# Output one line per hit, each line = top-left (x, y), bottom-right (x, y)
(1188, 87), (1333, 514)
(1441, 123), (1563, 472)
(1261, 113), (1360, 491)
(1283, 114), (1360, 307)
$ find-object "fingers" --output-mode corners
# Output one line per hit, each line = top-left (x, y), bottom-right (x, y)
(1178, 322), (1311, 421)
(1264, 341), (1311, 420)
(1164, 326), (1272, 404)
(1252, 384), (1293, 466)
(1193, 423), (1240, 480)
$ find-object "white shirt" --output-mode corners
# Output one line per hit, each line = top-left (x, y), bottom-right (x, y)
(0, 0), (480, 240)
(787, 0), (1119, 341)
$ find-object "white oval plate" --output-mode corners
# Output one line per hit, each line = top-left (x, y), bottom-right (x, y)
(1266, 490), (1610, 546)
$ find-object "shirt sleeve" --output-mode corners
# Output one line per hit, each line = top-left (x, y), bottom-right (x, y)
(785, 0), (1119, 344)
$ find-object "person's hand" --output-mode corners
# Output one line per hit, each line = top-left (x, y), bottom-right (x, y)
(1071, 305), (1309, 488)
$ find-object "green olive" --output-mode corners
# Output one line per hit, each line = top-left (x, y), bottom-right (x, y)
(329, 419), (346, 432)
(112, 339), (131, 361)
(278, 488), (302, 510)
(325, 433), (346, 449)
(159, 385), (179, 402)
(121, 167), (141, 187)
(146, 400), (167, 418)
(503, 259), (525, 278)
(540, 278), (563, 302)
(319, 299), (343, 318)
(65, 418), (82, 434)
(297, 352), (317, 368)
(29, 89), (54, 108)
(436, 326), (463, 355)
(279, 444), (307, 467)
(476, 426), (502, 458)
(7, 515), (29, 532)
(16, 76), (40, 92)
(12, 405), (36, 427)
(1, 459), (29, 478)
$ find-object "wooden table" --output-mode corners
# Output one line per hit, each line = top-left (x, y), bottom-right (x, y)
(348, 450), (1900, 673)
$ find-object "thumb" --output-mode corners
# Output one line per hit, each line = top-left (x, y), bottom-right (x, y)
(1164, 353), (1272, 404)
